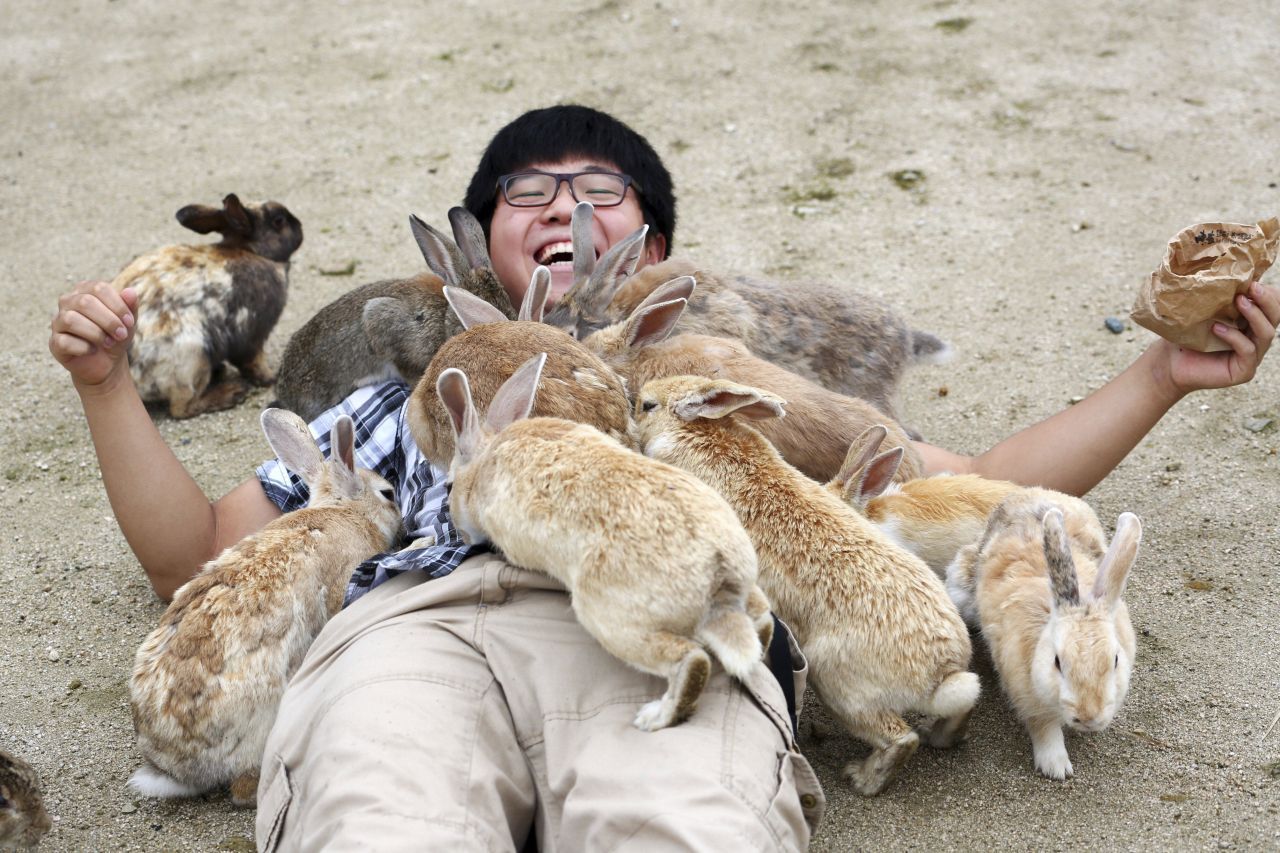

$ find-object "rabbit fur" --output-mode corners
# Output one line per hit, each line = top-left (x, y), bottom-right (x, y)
(826, 425), (1023, 577)
(582, 277), (923, 483)
(407, 267), (635, 469)
(0, 750), (52, 849)
(945, 488), (1141, 780)
(542, 202), (949, 422)
(634, 374), (979, 795)
(128, 408), (401, 806)
(273, 209), (516, 421)
(109, 193), (303, 418)
(438, 354), (771, 731)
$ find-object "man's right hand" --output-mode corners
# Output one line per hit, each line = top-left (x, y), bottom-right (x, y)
(49, 280), (138, 390)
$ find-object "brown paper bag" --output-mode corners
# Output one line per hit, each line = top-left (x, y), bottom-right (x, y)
(1131, 217), (1278, 351)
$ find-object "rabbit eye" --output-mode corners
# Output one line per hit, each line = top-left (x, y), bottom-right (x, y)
(414, 311), (426, 322)
(641, 400), (657, 412)
(272, 215), (287, 230)
(1113, 654), (1119, 669)
(1053, 655), (1061, 672)
(379, 487), (395, 502)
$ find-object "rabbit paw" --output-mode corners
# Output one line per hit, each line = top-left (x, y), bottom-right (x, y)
(633, 698), (676, 732)
(1031, 727), (1074, 780)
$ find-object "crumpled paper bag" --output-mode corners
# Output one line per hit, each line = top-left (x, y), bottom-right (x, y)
(1131, 217), (1278, 351)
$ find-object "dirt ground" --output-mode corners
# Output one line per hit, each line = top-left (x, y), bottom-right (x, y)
(3, 0), (1279, 849)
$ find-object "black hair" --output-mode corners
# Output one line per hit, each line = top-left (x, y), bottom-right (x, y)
(463, 105), (676, 256)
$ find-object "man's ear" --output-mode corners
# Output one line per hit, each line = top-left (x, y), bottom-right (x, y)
(645, 232), (668, 265)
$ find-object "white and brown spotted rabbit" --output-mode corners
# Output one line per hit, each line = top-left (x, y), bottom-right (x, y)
(128, 408), (401, 806)
(0, 749), (52, 849)
(111, 193), (303, 418)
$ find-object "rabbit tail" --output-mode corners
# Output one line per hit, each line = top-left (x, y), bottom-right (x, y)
(925, 670), (981, 719)
(127, 763), (208, 800)
(909, 329), (953, 365)
(696, 575), (764, 681)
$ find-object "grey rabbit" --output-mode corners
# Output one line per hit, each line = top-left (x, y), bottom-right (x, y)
(110, 193), (303, 418)
(274, 208), (517, 421)
(544, 202), (949, 422)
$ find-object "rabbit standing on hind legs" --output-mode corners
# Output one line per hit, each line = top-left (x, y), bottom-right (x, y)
(437, 353), (771, 731)
(128, 408), (401, 805)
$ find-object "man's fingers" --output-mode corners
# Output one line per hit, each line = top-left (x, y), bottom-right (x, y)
(54, 302), (122, 348)
(49, 331), (96, 361)
(1242, 282), (1278, 341)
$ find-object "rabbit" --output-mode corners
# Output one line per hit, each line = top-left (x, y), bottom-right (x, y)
(0, 749), (52, 849)
(128, 408), (402, 806)
(634, 374), (979, 795)
(438, 352), (771, 731)
(542, 202), (949, 421)
(945, 488), (1141, 780)
(581, 276), (923, 483)
(406, 266), (635, 469)
(109, 193), (304, 418)
(826, 425), (1023, 577)
(273, 209), (516, 421)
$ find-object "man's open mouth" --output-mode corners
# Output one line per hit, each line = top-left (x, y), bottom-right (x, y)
(535, 241), (574, 265)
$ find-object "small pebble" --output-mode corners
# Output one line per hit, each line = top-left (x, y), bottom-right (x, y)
(1104, 317), (1125, 334)
(47, 649), (60, 662)
(121, 803), (137, 814)
(1242, 417), (1273, 433)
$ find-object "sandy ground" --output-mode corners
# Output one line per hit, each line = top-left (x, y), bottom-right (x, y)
(3, 0), (1279, 849)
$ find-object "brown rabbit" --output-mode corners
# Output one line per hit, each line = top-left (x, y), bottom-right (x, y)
(826, 425), (1022, 577)
(438, 354), (770, 731)
(634, 375), (978, 795)
(407, 267), (635, 469)
(543, 202), (948, 420)
(273, 210), (515, 421)
(128, 408), (401, 806)
(582, 277), (922, 483)
(110, 193), (303, 418)
(0, 750), (52, 849)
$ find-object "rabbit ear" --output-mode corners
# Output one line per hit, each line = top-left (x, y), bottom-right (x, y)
(673, 381), (786, 422)
(1092, 512), (1141, 609)
(328, 416), (363, 499)
(857, 449), (904, 502)
(624, 298), (687, 349)
(519, 267), (551, 322)
(410, 214), (466, 287)
(571, 202), (596, 285)
(582, 223), (648, 312)
(486, 353), (546, 432)
(444, 286), (508, 329)
(221, 193), (253, 237)
(634, 275), (696, 313)
(261, 408), (326, 485)
(830, 425), (889, 497)
(448, 207), (494, 272)
(436, 368), (483, 461)
(1041, 508), (1080, 608)
(175, 202), (226, 234)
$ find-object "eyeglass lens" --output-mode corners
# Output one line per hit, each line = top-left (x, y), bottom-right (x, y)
(503, 172), (629, 207)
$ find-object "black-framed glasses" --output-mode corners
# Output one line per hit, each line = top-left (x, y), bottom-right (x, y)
(496, 170), (636, 208)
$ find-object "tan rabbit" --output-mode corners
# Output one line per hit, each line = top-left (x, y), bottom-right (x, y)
(0, 749), (52, 849)
(438, 354), (771, 731)
(634, 375), (979, 795)
(945, 489), (1141, 780)
(406, 266), (635, 469)
(542, 202), (948, 421)
(826, 425), (1022, 577)
(128, 409), (401, 805)
(582, 277), (922, 483)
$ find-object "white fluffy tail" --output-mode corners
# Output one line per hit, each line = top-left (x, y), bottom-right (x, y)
(127, 764), (207, 800)
(697, 607), (762, 681)
(928, 671), (981, 719)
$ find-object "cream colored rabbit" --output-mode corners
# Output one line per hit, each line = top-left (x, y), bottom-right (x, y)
(634, 375), (978, 794)
(438, 353), (770, 731)
(945, 489), (1141, 780)
(128, 409), (401, 805)
(826, 424), (1022, 577)
(582, 277), (922, 483)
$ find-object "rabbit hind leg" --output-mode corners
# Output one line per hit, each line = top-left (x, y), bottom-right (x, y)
(831, 706), (920, 796)
(609, 631), (711, 732)
(229, 770), (259, 808)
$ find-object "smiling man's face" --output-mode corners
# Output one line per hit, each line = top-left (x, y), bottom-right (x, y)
(487, 157), (666, 307)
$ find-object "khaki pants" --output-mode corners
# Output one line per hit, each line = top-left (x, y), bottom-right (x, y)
(256, 554), (823, 852)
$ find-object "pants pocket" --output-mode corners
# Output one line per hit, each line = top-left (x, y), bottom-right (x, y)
(765, 749), (825, 844)
(256, 753), (293, 853)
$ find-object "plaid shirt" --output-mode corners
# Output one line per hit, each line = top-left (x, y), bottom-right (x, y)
(256, 381), (487, 607)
